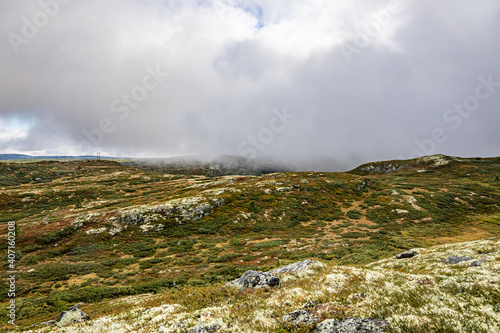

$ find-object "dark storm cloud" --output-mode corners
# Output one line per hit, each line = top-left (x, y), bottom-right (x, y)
(0, 0), (499, 170)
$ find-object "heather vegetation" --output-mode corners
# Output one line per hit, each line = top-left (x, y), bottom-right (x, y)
(0, 155), (499, 331)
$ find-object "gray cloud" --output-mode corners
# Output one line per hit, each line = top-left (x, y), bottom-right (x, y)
(1, 0), (499, 170)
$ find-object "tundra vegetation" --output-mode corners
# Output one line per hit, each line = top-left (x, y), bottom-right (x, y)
(0, 154), (499, 331)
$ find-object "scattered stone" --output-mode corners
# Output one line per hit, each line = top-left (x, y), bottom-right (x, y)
(187, 323), (220, 333)
(469, 258), (487, 267)
(301, 300), (319, 309)
(227, 270), (280, 290)
(406, 196), (423, 211)
(441, 256), (473, 264)
(55, 303), (90, 327)
(395, 250), (418, 259)
(352, 293), (367, 300)
(275, 185), (298, 192)
(283, 310), (318, 327)
(86, 227), (107, 235)
(31, 320), (56, 328)
(314, 317), (389, 333)
(268, 259), (323, 275)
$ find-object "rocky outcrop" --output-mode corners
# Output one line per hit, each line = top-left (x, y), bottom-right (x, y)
(118, 196), (224, 226)
(55, 303), (90, 327)
(283, 310), (318, 327)
(227, 260), (323, 289)
(469, 258), (486, 267)
(75, 196), (226, 236)
(418, 155), (451, 167)
(227, 270), (280, 290)
(395, 250), (418, 259)
(441, 256), (472, 264)
(71, 213), (103, 228)
(314, 317), (389, 333)
(360, 164), (405, 174)
(268, 259), (323, 275)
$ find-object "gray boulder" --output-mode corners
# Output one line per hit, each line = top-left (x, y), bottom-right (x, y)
(283, 310), (318, 327)
(227, 270), (280, 290)
(268, 259), (322, 275)
(187, 323), (220, 333)
(469, 258), (487, 267)
(442, 256), (473, 264)
(55, 303), (90, 327)
(395, 250), (417, 259)
(314, 318), (388, 333)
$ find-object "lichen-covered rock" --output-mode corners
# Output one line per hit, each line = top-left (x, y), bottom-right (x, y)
(227, 270), (280, 290)
(71, 213), (103, 228)
(106, 196), (225, 235)
(283, 310), (318, 327)
(395, 250), (418, 259)
(419, 154), (451, 167)
(55, 303), (90, 327)
(469, 258), (487, 267)
(275, 185), (299, 192)
(361, 164), (405, 174)
(85, 227), (107, 235)
(187, 323), (220, 333)
(314, 317), (388, 333)
(441, 256), (473, 264)
(268, 259), (323, 275)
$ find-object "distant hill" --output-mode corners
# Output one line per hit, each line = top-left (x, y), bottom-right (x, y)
(0, 154), (102, 161)
(0, 153), (350, 172)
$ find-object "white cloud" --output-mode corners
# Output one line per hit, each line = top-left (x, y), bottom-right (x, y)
(0, 0), (499, 168)
(0, 117), (29, 143)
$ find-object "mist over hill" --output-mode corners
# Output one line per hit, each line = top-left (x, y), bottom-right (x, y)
(0, 153), (353, 174)
(124, 154), (352, 176)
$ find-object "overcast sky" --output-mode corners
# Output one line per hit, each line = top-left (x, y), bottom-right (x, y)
(1, 0), (499, 170)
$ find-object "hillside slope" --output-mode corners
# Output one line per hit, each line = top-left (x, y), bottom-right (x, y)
(28, 237), (500, 332)
(0, 155), (499, 330)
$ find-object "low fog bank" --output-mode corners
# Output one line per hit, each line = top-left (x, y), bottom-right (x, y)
(125, 154), (361, 176)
